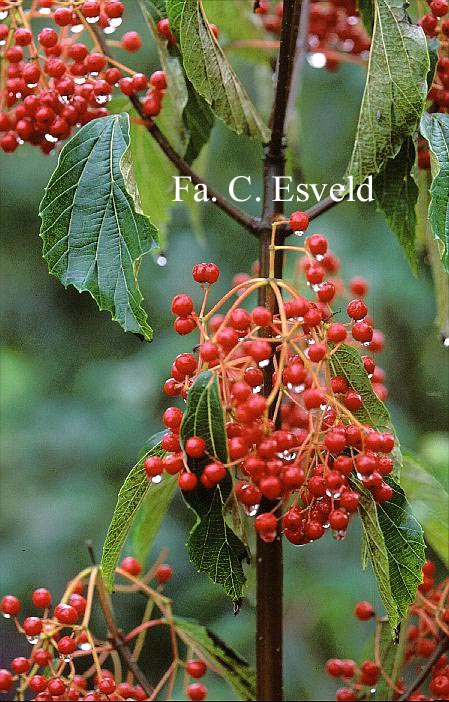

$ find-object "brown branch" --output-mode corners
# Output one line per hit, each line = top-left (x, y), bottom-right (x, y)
(256, 3), (303, 700)
(398, 635), (449, 701)
(89, 24), (260, 237)
(85, 542), (153, 697)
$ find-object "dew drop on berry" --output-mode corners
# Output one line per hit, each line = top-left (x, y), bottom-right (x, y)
(86, 15), (100, 23)
(2, 613), (11, 619)
(79, 642), (91, 651)
(151, 475), (162, 484)
(244, 504), (260, 517)
(110, 17), (123, 28)
(71, 23), (84, 33)
(26, 635), (40, 644)
(157, 254), (167, 267)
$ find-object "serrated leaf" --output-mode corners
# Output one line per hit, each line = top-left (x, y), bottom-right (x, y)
(329, 343), (391, 428)
(354, 476), (425, 634)
(180, 371), (248, 601)
(39, 114), (158, 341)
(373, 618), (407, 700)
(373, 137), (418, 271)
(420, 112), (449, 272)
(168, 0), (270, 142)
(400, 453), (448, 567)
(141, 0), (214, 162)
(345, 0), (428, 186)
(173, 616), (256, 700)
(101, 431), (170, 591)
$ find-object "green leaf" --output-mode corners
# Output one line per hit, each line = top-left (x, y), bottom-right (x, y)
(142, 0), (214, 162)
(203, 0), (271, 64)
(39, 114), (158, 341)
(130, 475), (178, 566)
(329, 343), (391, 428)
(400, 453), (449, 567)
(180, 371), (249, 601)
(373, 137), (418, 271)
(101, 431), (171, 591)
(173, 616), (256, 700)
(357, 0), (374, 36)
(168, 0), (270, 142)
(426, 38), (440, 92)
(420, 112), (449, 272)
(345, 0), (428, 186)
(373, 618), (407, 700)
(355, 476), (425, 634)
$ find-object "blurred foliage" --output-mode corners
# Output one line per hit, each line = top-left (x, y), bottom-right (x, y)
(1, 32), (448, 701)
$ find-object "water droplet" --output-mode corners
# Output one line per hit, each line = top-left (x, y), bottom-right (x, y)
(333, 528), (347, 541)
(348, 15), (358, 24)
(294, 384), (305, 394)
(326, 488), (341, 499)
(319, 403), (327, 410)
(45, 134), (58, 143)
(74, 77), (86, 85)
(38, 6), (51, 14)
(70, 24), (84, 34)
(86, 15), (100, 23)
(151, 475), (162, 484)
(2, 613), (11, 619)
(307, 52), (326, 69)
(110, 17), (122, 28)
(26, 636), (39, 645)
(315, 254), (324, 262)
(156, 253), (167, 266)
(79, 642), (91, 651)
(103, 25), (116, 34)
(252, 385), (262, 393)
(59, 654), (72, 662)
(443, 336), (449, 348)
(258, 359), (269, 368)
(342, 38), (355, 52)
(26, 82), (38, 89)
(293, 230), (304, 237)
(244, 504), (259, 517)
(96, 94), (111, 105)
(0, 40), (6, 47)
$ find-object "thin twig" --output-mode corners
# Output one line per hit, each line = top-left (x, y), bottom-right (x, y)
(85, 542), (153, 698)
(89, 24), (260, 236)
(398, 635), (449, 701)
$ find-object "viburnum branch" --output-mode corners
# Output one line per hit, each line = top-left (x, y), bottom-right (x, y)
(88, 22), (261, 237)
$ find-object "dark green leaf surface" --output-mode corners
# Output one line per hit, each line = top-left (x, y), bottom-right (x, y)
(130, 474), (177, 566)
(180, 371), (248, 601)
(420, 112), (449, 272)
(357, 0), (374, 35)
(401, 453), (448, 567)
(355, 477), (425, 634)
(173, 616), (256, 700)
(345, 0), (428, 186)
(39, 114), (158, 341)
(101, 431), (169, 591)
(168, 0), (270, 141)
(373, 138), (418, 271)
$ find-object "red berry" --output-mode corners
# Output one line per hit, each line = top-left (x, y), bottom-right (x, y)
(0, 670), (12, 693)
(33, 648), (52, 667)
(81, 0), (101, 18)
(187, 683), (208, 701)
(186, 659), (207, 678)
(327, 323), (347, 343)
(185, 436), (206, 458)
(344, 390), (363, 411)
(14, 28), (33, 46)
(336, 689), (357, 702)
(203, 462), (227, 484)
(352, 321), (373, 343)
(54, 7), (73, 25)
(255, 512), (277, 533)
(105, 1), (125, 19)
(99, 677), (116, 694)
(178, 471), (198, 491)
(171, 294), (194, 317)
(163, 406), (183, 430)
(175, 352), (197, 376)
(354, 600), (375, 620)
(122, 31), (142, 52)
(326, 658), (344, 677)
(144, 455), (164, 478)
(29, 675), (48, 693)
(54, 603), (79, 625)
(289, 211), (309, 231)
(57, 636), (77, 655)
(199, 342), (219, 362)
(120, 556), (142, 576)
(307, 234), (328, 255)
(1, 594), (21, 616)
(38, 28), (58, 48)
(430, 0), (448, 15)
(350, 276), (368, 296)
(347, 299), (368, 320)
(150, 70), (168, 90)
(47, 678), (66, 697)
(69, 593), (87, 615)
(155, 563), (173, 583)
(12, 657), (30, 674)
(174, 316), (196, 335)
(23, 616), (43, 637)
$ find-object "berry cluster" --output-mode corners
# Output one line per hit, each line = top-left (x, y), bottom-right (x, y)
(149, 212), (393, 548)
(255, 0), (371, 71)
(0, 1), (168, 154)
(0, 554), (219, 701)
(325, 561), (449, 701)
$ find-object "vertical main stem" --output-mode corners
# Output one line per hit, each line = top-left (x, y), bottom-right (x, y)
(256, 2), (302, 698)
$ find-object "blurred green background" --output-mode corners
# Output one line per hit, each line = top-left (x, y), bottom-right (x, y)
(1, 5), (448, 700)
